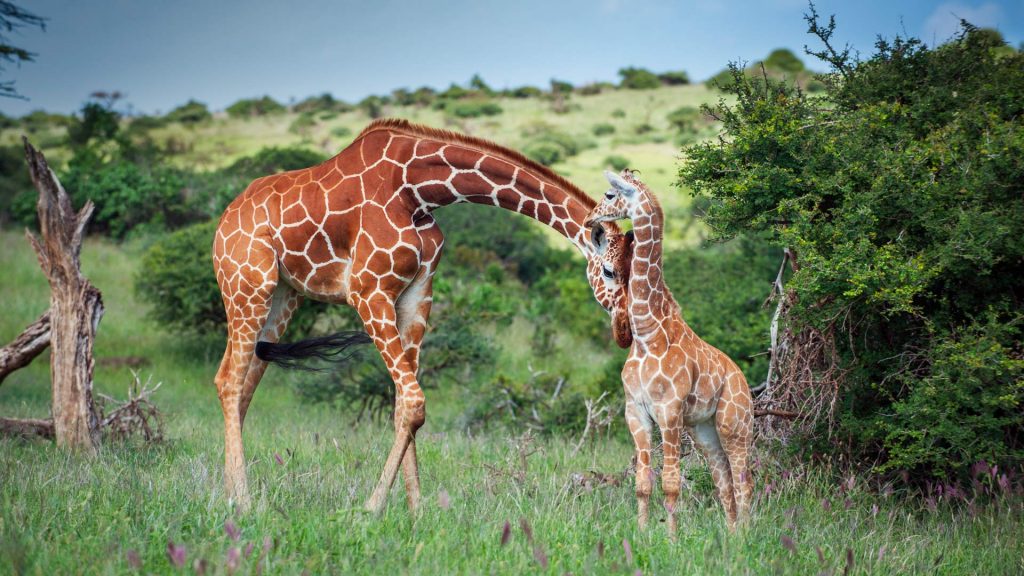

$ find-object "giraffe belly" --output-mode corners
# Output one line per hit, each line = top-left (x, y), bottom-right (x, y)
(278, 256), (353, 304)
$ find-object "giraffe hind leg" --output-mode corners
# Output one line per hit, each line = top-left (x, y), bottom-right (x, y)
(717, 377), (754, 526)
(215, 277), (277, 512)
(691, 420), (738, 529)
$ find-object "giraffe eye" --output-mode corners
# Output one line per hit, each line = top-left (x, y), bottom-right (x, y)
(602, 265), (615, 279)
(604, 191), (616, 200)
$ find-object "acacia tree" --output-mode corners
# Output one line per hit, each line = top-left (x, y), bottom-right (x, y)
(680, 11), (1024, 480)
(0, 1), (46, 99)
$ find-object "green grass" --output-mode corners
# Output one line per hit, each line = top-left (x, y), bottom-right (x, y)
(2, 228), (1022, 574)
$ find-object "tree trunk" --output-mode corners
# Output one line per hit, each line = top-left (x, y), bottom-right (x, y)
(0, 311), (50, 385)
(22, 138), (103, 453)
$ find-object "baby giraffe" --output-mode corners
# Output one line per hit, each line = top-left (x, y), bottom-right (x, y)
(586, 170), (754, 533)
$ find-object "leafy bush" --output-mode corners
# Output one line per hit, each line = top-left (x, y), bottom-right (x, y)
(60, 149), (204, 238)
(294, 93), (353, 114)
(576, 82), (615, 96)
(358, 95), (386, 119)
(222, 146), (325, 179)
(508, 85), (543, 99)
(658, 70), (691, 85)
(19, 110), (72, 133)
(288, 113), (317, 138)
(523, 142), (563, 166)
(666, 106), (702, 133)
(592, 123), (615, 136)
(611, 108), (626, 118)
(0, 145), (33, 226)
(331, 126), (352, 138)
(603, 155), (630, 171)
(445, 100), (503, 118)
(549, 79), (574, 94)
(226, 96), (285, 118)
(618, 67), (661, 89)
(680, 19), (1024, 480)
(68, 102), (120, 146)
(165, 100), (212, 124)
(135, 220), (324, 337)
(763, 48), (805, 73)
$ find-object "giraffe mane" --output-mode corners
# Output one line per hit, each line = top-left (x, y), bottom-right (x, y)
(358, 118), (620, 233)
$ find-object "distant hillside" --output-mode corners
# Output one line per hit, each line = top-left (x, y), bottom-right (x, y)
(2, 54), (821, 246)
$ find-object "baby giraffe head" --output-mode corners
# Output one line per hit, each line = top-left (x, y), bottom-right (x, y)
(589, 223), (635, 349)
(584, 170), (643, 227)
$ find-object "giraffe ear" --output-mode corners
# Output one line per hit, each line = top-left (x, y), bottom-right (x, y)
(604, 170), (637, 197)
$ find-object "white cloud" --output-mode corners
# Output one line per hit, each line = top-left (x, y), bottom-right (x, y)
(922, 2), (1003, 43)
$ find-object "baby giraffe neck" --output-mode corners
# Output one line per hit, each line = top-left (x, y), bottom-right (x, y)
(627, 188), (670, 337)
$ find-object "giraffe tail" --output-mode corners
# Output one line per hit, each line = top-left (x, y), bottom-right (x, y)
(255, 331), (373, 371)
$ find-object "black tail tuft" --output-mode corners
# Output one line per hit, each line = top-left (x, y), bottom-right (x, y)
(255, 331), (373, 371)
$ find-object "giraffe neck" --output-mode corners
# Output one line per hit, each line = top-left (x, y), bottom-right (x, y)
(400, 137), (590, 253)
(628, 188), (673, 339)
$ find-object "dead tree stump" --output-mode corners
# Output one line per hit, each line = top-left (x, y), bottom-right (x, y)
(16, 138), (105, 453)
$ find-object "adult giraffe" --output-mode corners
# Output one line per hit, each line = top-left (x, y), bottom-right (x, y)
(213, 119), (627, 512)
(586, 170), (754, 532)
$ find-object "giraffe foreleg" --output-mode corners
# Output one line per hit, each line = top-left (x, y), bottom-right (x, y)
(656, 405), (684, 538)
(625, 400), (654, 530)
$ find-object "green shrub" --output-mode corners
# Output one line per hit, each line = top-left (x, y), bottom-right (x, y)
(508, 85), (543, 98)
(658, 70), (690, 85)
(0, 145), (33, 226)
(611, 108), (626, 118)
(135, 220), (324, 337)
(288, 113), (317, 137)
(226, 96), (285, 118)
(549, 79), (574, 94)
(60, 149), (204, 238)
(523, 142), (563, 166)
(68, 102), (120, 146)
(358, 95), (386, 119)
(680, 19), (1024, 480)
(445, 100), (503, 118)
(222, 146), (325, 179)
(618, 67), (661, 89)
(294, 93), (352, 114)
(165, 100), (212, 124)
(634, 123), (654, 134)
(592, 123), (615, 136)
(603, 155), (630, 171)
(763, 48), (805, 73)
(331, 126), (353, 138)
(666, 106), (702, 133)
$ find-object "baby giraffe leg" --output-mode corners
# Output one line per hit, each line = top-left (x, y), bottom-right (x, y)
(691, 421), (738, 529)
(717, 377), (754, 525)
(625, 402), (654, 529)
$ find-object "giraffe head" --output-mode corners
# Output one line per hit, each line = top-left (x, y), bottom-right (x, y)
(584, 170), (643, 227)
(589, 224), (634, 349)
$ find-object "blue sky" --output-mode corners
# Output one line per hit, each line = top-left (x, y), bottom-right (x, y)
(1, 0), (1021, 117)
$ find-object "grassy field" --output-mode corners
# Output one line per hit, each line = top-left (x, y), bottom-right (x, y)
(1, 228), (1022, 575)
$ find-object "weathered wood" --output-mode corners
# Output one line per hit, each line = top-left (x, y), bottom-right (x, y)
(0, 417), (54, 439)
(23, 138), (104, 453)
(754, 409), (800, 420)
(0, 311), (50, 385)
